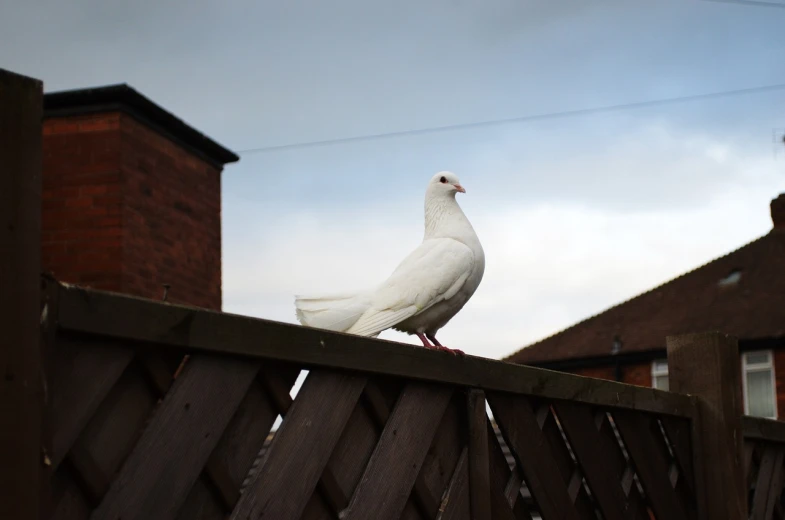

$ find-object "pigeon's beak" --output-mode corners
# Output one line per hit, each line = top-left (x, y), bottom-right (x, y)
(453, 184), (466, 193)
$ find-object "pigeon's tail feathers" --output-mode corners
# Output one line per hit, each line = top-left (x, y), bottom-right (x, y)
(294, 292), (373, 333)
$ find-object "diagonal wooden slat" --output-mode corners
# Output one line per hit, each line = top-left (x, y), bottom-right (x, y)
(612, 411), (692, 520)
(659, 416), (695, 493)
(536, 403), (596, 517)
(437, 447), (470, 520)
(467, 389), (491, 520)
(229, 370), (366, 520)
(487, 422), (530, 520)
(751, 446), (785, 520)
(91, 355), (261, 520)
(342, 382), (453, 520)
(178, 366), (302, 518)
(487, 392), (583, 520)
(48, 339), (134, 470)
(260, 368), (350, 515)
(137, 351), (270, 516)
(361, 381), (444, 518)
(553, 401), (634, 520)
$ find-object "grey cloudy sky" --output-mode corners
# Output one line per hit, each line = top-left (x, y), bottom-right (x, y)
(3, 0), (784, 359)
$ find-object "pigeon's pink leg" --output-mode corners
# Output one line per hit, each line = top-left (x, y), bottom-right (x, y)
(416, 332), (434, 348)
(425, 332), (465, 356)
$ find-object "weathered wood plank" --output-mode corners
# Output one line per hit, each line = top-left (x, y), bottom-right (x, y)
(487, 392), (582, 520)
(744, 416), (785, 445)
(418, 394), (464, 516)
(612, 411), (691, 520)
(0, 68), (43, 520)
(361, 381), (443, 518)
(667, 332), (746, 520)
(260, 367), (357, 515)
(659, 415), (695, 493)
(230, 370), (366, 520)
(68, 360), (158, 505)
(48, 338), (134, 470)
(49, 462), (91, 520)
(536, 402), (596, 517)
(342, 382), (453, 520)
(437, 447), (470, 520)
(467, 390), (491, 520)
(205, 367), (300, 506)
(750, 446), (785, 520)
(55, 284), (694, 417)
(92, 355), (260, 520)
(552, 401), (631, 520)
(486, 422), (531, 520)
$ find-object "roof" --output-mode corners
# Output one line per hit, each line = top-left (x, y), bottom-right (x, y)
(505, 201), (785, 366)
(43, 84), (239, 167)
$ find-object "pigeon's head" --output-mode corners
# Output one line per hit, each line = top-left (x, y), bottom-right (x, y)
(428, 171), (465, 197)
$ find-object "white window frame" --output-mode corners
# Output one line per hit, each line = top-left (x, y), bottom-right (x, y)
(651, 359), (669, 390)
(742, 350), (777, 419)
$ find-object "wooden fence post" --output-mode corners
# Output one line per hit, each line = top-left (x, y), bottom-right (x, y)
(666, 332), (747, 520)
(0, 69), (44, 520)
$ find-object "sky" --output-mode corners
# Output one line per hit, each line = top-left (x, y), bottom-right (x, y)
(2, 0), (784, 360)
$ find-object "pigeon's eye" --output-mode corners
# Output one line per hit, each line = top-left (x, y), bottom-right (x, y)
(439, 176), (447, 184)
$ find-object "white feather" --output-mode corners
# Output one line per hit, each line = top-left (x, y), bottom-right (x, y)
(293, 171), (485, 344)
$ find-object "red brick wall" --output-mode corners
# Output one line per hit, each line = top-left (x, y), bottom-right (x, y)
(570, 362), (652, 387)
(42, 114), (124, 290)
(119, 115), (222, 310)
(41, 111), (222, 310)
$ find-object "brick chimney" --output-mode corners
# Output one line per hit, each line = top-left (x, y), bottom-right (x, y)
(772, 193), (785, 231)
(41, 85), (238, 310)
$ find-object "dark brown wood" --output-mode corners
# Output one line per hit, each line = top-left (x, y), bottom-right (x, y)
(342, 382), (453, 520)
(55, 283), (694, 417)
(362, 381), (442, 518)
(552, 401), (631, 520)
(230, 370), (366, 520)
(418, 395), (465, 517)
(260, 367), (354, 515)
(487, 392), (582, 520)
(536, 403), (596, 518)
(667, 332), (746, 520)
(612, 411), (691, 520)
(200, 366), (300, 512)
(66, 441), (110, 506)
(659, 415), (695, 493)
(744, 415), (785, 444)
(486, 421), (532, 520)
(467, 390), (491, 520)
(0, 68), (43, 520)
(750, 446), (785, 520)
(92, 355), (261, 520)
(48, 339), (134, 469)
(437, 447), (471, 520)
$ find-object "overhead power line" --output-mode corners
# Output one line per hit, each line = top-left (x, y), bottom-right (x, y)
(236, 82), (785, 155)
(700, 0), (785, 8)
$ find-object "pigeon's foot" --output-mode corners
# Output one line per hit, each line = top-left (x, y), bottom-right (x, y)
(417, 332), (464, 355)
(428, 344), (465, 356)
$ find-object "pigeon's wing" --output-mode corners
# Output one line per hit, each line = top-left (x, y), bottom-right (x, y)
(345, 238), (474, 337)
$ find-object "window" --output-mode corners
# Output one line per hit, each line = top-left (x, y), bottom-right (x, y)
(651, 359), (669, 391)
(743, 350), (777, 419)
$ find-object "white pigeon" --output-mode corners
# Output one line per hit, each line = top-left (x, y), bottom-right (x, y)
(294, 171), (485, 355)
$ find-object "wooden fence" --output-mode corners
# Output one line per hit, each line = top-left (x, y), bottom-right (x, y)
(4, 67), (785, 520)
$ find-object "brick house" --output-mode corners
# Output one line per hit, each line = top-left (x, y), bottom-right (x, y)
(41, 84), (238, 310)
(505, 194), (785, 419)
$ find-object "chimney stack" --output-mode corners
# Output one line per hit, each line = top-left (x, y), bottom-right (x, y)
(772, 193), (785, 230)
(42, 85), (239, 310)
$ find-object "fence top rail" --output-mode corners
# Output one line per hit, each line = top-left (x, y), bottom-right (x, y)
(742, 415), (785, 444)
(52, 282), (695, 418)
